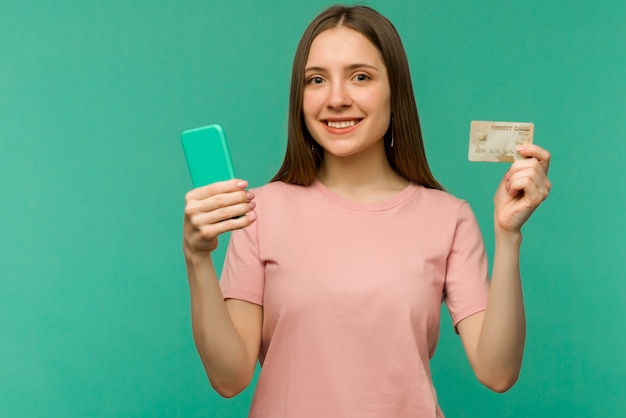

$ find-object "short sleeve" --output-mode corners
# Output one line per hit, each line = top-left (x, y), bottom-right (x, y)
(444, 202), (490, 326)
(219, 216), (265, 306)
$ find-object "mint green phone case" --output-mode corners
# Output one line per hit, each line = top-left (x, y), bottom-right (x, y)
(181, 124), (236, 188)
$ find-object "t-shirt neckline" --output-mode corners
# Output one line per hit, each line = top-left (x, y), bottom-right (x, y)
(311, 179), (420, 212)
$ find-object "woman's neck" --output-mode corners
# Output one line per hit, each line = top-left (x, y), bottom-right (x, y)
(316, 146), (409, 203)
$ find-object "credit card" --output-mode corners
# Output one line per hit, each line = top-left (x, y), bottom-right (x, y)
(468, 121), (534, 162)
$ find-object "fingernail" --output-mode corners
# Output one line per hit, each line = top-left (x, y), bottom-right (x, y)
(246, 191), (255, 200)
(236, 180), (247, 188)
(516, 146), (527, 152)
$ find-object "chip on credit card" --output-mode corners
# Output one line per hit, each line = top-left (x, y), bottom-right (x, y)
(468, 121), (534, 162)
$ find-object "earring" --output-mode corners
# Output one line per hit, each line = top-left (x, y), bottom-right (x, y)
(311, 144), (315, 152)
(389, 114), (395, 148)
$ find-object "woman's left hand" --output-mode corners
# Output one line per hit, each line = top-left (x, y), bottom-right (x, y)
(494, 144), (552, 234)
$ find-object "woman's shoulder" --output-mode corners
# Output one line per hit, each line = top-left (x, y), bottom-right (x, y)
(250, 181), (310, 199)
(415, 184), (467, 208)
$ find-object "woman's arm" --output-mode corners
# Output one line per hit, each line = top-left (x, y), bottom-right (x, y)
(183, 179), (262, 397)
(457, 145), (551, 392)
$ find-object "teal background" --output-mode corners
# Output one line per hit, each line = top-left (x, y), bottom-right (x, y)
(1, 0), (624, 417)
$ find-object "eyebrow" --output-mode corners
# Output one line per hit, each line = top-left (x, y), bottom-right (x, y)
(304, 63), (379, 73)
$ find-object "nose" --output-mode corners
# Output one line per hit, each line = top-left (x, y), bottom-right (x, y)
(326, 81), (352, 110)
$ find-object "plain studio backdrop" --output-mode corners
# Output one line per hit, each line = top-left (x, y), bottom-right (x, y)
(1, 1), (624, 417)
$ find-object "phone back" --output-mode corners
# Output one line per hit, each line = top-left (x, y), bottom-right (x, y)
(181, 124), (236, 188)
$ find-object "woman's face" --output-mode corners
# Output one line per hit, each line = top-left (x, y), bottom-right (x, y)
(302, 26), (391, 159)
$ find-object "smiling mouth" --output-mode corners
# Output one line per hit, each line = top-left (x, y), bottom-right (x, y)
(326, 119), (361, 129)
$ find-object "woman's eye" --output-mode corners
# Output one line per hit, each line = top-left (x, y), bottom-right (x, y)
(354, 74), (370, 82)
(308, 76), (324, 85)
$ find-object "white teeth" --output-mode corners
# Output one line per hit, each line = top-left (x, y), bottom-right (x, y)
(327, 120), (357, 129)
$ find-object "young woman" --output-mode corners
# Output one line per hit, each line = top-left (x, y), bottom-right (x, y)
(182, 5), (551, 417)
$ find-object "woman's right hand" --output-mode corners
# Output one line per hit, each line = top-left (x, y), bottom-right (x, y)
(183, 179), (256, 255)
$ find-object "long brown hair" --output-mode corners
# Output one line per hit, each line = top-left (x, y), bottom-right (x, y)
(271, 5), (443, 190)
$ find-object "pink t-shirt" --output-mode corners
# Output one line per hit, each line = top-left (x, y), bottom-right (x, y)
(220, 180), (489, 417)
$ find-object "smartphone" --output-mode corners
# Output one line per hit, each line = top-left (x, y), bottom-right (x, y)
(181, 124), (236, 188)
